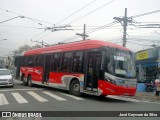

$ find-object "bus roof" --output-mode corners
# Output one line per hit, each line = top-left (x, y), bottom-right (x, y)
(24, 40), (131, 56)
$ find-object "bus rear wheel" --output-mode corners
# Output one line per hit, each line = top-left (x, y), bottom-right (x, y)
(70, 80), (82, 96)
(27, 75), (33, 87)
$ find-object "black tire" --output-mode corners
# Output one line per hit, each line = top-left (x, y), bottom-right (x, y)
(99, 95), (107, 98)
(27, 75), (33, 87)
(70, 80), (82, 96)
(22, 75), (27, 86)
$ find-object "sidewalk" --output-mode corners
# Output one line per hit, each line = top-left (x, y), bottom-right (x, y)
(128, 92), (160, 102)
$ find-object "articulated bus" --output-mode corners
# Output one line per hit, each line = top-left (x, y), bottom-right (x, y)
(14, 40), (137, 96)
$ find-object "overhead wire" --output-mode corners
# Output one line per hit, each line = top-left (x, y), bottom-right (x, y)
(0, 8), (54, 26)
(59, 21), (118, 43)
(131, 10), (160, 18)
(127, 41), (152, 46)
(69, 0), (115, 24)
(56, 0), (98, 25)
(0, 25), (44, 29)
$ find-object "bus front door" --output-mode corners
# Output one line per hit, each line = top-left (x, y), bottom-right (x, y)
(43, 54), (52, 83)
(84, 51), (101, 92)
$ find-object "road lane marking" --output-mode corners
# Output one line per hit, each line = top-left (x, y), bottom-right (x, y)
(107, 95), (140, 102)
(43, 91), (67, 101)
(60, 93), (84, 100)
(0, 94), (9, 105)
(11, 92), (28, 104)
(27, 91), (48, 102)
(0, 88), (41, 92)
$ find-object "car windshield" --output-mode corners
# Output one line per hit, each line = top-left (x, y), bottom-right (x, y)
(0, 70), (10, 75)
(104, 48), (136, 78)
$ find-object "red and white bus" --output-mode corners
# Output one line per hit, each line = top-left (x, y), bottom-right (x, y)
(14, 40), (137, 96)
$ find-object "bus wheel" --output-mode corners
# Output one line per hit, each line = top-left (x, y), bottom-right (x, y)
(27, 75), (33, 87)
(99, 95), (107, 98)
(70, 80), (81, 96)
(22, 75), (27, 86)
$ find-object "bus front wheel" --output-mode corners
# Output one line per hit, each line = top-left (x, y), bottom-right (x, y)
(70, 80), (81, 96)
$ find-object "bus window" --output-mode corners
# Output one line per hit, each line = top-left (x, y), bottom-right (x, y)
(51, 53), (61, 71)
(22, 56), (28, 66)
(73, 51), (84, 73)
(36, 55), (43, 66)
(61, 52), (73, 72)
(28, 56), (35, 66)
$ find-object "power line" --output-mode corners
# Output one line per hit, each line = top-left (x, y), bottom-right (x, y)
(56, 0), (97, 25)
(69, 0), (115, 24)
(0, 8), (54, 26)
(127, 41), (152, 46)
(33, 31), (53, 42)
(0, 16), (25, 24)
(87, 21), (118, 33)
(30, 30), (47, 40)
(60, 21), (118, 43)
(0, 25), (43, 29)
(132, 10), (160, 18)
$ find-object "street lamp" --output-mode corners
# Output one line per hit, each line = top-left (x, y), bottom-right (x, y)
(0, 39), (7, 41)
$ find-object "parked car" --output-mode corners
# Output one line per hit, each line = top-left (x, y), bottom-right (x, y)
(0, 69), (14, 87)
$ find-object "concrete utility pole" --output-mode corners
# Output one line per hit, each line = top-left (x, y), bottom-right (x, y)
(113, 8), (132, 47)
(76, 24), (89, 40)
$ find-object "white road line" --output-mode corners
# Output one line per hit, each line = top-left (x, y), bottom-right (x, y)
(0, 88), (41, 92)
(27, 91), (48, 102)
(107, 95), (140, 102)
(11, 92), (28, 104)
(0, 94), (9, 105)
(60, 93), (84, 100)
(43, 91), (67, 101)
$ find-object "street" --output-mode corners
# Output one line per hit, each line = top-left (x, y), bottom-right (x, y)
(0, 79), (160, 120)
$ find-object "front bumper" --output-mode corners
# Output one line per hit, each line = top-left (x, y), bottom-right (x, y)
(0, 81), (14, 87)
(98, 80), (136, 96)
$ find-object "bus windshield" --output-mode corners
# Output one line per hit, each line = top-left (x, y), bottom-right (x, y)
(104, 48), (136, 78)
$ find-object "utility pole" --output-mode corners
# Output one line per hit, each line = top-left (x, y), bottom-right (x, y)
(83, 24), (86, 40)
(113, 8), (132, 47)
(42, 40), (44, 47)
(123, 8), (127, 47)
(31, 39), (48, 47)
(76, 24), (89, 40)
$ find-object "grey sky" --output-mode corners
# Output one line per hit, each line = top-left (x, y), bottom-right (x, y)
(0, 0), (160, 57)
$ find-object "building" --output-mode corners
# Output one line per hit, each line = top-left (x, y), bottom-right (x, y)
(136, 47), (160, 83)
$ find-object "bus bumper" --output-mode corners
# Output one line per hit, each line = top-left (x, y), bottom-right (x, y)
(98, 80), (136, 96)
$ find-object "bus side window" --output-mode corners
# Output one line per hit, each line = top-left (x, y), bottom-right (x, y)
(22, 56), (28, 66)
(28, 56), (36, 67)
(36, 55), (43, 66)
(73, 51), (84, 73)
(51, 53), (61, 72)
(61, 52), (73, 72)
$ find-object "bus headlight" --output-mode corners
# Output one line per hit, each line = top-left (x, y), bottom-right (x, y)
(105, 76), (116, 85)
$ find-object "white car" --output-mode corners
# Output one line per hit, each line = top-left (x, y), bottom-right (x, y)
(0, 69), (14, 87)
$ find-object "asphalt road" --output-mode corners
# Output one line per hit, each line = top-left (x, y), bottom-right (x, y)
(0, 80), (160, 120)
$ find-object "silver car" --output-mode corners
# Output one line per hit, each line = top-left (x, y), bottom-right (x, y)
(0, 69), (14, 87)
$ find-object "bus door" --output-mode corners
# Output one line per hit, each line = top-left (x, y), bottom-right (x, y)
(84, 51), (101, 92)
(43, 54), (52, 83)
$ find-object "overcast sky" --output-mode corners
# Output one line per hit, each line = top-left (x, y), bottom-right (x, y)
(0, 0), (160, 57)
